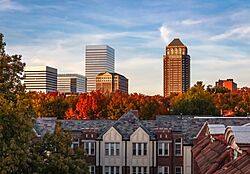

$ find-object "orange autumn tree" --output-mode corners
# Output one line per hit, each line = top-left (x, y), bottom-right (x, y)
(28, 91), (69, 119)
(74, 91), (108, 119)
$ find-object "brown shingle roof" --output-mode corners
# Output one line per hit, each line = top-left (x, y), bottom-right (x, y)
(192, 136), (230, 174)
(214, 151), (250, 174)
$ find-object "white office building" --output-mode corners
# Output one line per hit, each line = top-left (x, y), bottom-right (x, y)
(85, 45), (114, 92)
(24, 65), (57, 93)
(57, 74), (86, 93)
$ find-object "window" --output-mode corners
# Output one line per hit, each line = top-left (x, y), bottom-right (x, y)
(84, 142), (95, 155)
(175, 166), (182, 174)
(105, 143), (120, 156)
(89, 166), (95, 174)
(158, 142), (169, 156)
(105, 166), (119, 174)
(132, 167), (147, 174)
(175, 138), (182, 156)
(132, 143), (147, 156)
(71, 138), (79, 149)
(158, 166), (169, 174)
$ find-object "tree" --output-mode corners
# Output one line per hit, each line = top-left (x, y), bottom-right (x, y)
(28, 92), (69, 119)
(75, 91), (108, 119)
(107, 91), (131, 119)
(31, 126), (89, 174)
(172, 81), (218, 115)
(0, 33), (34, 173)
(0, 33), (25, 100)
(0, 33), (89, 173)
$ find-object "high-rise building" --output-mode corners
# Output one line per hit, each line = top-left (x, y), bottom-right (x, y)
(85, 45), (115, 92)
(163, 38), (190, 97)
(96, 72), (128, 93)
(57, 74), (86, 93)
(24, 65), (57, 93)
(215, 79), (237, 92)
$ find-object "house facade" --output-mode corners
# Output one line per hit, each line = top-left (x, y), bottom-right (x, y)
(34, 111), (250, 174)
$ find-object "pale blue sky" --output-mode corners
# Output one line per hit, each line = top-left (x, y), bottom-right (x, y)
(1, 0), (250, 95)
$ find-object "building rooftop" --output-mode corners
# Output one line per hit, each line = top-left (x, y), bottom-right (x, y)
(58, 74), (85, 78)
(228, 126), (250, 144)
(34, 113), (250, 144)
(167, 38), (185, 47)
(214, 149), (250, 174)
(97, 71), (127, 79)
(208, 124), (225, 135)
(192, 136), (230, 174)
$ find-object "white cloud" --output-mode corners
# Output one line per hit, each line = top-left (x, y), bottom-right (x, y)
(0, 0), (26, 11)
(181, 19), (203, 25)
(210, 26), (250, 41)
(159, 25), (171, 44)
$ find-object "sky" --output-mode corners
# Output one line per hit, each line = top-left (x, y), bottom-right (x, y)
(1, 0), (250, 95)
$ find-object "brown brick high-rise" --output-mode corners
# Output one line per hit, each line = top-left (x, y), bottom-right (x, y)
(163, 38), (190, 97)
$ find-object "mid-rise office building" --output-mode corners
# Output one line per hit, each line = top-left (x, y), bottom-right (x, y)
(85, 45), (115, 92)
(57, 74), (86, 93)
(163, 38), (190, 97)
(96, 72), (128, 93)
(24, 65), (57, 93)
(215, 79), (237, 92)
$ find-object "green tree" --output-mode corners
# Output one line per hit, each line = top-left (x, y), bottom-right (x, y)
(0, 33), (25, 100)
(0, 33), (89, 173)
(31, 126), (89, 174)
(0, 33), (34, 173)
(172, 81), (218, 115)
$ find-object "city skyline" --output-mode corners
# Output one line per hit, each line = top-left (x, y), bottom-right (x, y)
(1, 0), (250, 95)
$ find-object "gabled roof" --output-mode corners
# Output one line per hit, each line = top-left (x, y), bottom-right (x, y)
(168, 38), (185, 47)
(111, 111), (155, 140)
(34, 117), (57, 137)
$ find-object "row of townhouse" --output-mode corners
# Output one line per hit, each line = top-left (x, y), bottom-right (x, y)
(34, 111), (250, 174)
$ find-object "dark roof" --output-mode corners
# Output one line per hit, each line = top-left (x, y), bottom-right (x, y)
(214, 150), (250, 174)
(103, 111), (156, 140)
(168, 38), (185, 47)
(34, 113), (250, 144)
(58, 120), (114, 135)
(155, 115), (250, 145)
(34, 117), (57, 137)
(192, 136), (230, 174)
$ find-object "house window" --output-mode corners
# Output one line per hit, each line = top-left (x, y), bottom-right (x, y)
(71, 138), (79, 149)
(175, 166), (182, 174)
(158, 142), (169, 156)
(132, 143), (147, 156)
(89, 166), (95, 174)
(132, 167), (147, 174)
(104, 166), (119, 174)
(83, 142), (95, 155)
(175, 138), (182, 156)
(158, 166), (169, 174)
(105, 142), (120, 156)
